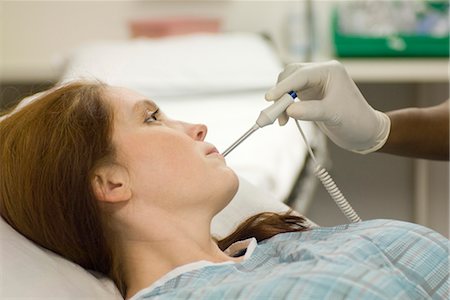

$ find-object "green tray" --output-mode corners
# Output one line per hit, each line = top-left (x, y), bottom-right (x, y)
(332, 10), (449, 57)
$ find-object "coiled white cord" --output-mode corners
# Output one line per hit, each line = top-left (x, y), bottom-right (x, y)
(294, 120), (362, 223)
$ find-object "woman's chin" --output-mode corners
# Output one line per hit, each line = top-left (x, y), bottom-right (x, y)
(217, 168), (239, 198)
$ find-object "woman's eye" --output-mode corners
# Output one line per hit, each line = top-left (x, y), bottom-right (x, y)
(144, 108), (160, 124)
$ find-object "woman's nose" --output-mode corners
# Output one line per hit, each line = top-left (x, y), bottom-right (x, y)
(184, 123), (208, 141)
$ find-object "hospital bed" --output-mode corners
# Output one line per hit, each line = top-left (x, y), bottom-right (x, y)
(1, 32), (325, 298)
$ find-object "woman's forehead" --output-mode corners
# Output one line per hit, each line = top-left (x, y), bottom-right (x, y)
(105, 86), (157, 109)
(106, 86), (146, 104)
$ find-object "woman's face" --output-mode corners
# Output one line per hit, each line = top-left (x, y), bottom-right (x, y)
(103, 86), (238, 216)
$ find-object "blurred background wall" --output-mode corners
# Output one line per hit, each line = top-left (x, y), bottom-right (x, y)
(0, 1), (295, 82)
(1, 0), (448, 236)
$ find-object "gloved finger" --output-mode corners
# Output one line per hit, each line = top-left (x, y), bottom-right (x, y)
(277, 112), (289, 126)
(286, 100), (328, 122)
(276, 63), (306, 83)
(265, 63), (310, 102)
(265, 67), (325, 101)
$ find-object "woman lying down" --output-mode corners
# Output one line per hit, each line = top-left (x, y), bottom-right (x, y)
(0, 82), (448, 300)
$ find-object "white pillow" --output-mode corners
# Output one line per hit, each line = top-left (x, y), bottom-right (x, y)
(62, 32), (283, 97)
(0, 217), (123, 299)
(0, 176), (313, 299)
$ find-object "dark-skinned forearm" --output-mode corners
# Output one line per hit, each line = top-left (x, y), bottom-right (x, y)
(379, 100), (449, 161)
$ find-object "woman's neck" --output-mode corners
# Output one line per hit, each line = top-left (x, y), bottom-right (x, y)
(122, 219), (241, 299)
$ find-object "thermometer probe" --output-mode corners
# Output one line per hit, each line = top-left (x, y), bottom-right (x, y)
(222, 91), (297, 157)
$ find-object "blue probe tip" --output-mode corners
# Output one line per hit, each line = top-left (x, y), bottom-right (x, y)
(289, 91), (297, 99)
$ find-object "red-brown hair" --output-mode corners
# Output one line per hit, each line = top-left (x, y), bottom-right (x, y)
(0, 82), (309, 297)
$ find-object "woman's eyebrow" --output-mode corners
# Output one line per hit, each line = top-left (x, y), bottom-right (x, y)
(132, 99), (159, 115)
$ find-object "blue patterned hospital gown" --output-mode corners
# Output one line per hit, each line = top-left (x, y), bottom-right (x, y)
(131, 219), (449, 299)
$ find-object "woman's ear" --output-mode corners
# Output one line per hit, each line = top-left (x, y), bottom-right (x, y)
(92, 164), (132, 203)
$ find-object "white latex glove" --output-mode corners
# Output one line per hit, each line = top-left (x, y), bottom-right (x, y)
(265, 60), (390, 154)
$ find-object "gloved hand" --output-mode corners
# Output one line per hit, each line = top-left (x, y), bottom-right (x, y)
(265, 60), (391, 154)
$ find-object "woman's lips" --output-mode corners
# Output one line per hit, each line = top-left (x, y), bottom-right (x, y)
(207, 146), (219, 155)
(205, 145), (224, 158)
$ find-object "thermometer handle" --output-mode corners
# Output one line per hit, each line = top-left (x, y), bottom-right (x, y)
(256, 91), (297, 128)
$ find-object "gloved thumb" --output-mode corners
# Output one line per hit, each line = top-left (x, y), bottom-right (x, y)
(286, 100), (327, 122)
(278, 112), (289, 126)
